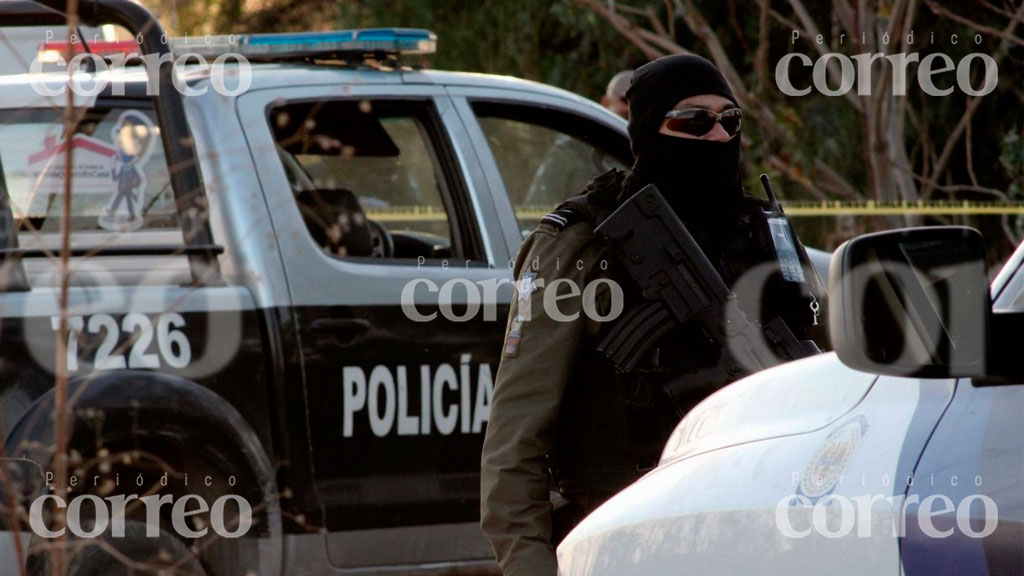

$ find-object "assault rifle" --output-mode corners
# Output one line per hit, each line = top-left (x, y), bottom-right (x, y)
(594, 183), (820, 374)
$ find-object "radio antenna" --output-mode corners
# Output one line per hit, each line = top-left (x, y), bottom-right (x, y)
(760, 173), (781, 213)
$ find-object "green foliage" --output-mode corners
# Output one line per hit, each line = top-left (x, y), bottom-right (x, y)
(336, 0), (643, 101)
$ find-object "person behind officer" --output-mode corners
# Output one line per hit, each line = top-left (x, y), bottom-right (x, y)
(600, 69), (633, 119)
(480, 54), (828, 576)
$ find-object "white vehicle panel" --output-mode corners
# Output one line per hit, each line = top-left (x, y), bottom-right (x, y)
(558, 375), (956, 576)
(660, 353), (875, 465)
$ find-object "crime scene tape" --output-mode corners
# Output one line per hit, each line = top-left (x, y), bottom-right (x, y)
(779, 200), (1024, 216)
(366, 200), (1024, 222)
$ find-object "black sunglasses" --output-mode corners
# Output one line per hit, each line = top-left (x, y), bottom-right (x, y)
(663, 107), (742, 137)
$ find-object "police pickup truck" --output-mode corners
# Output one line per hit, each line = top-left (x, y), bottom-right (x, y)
(557, 227), (1024, 575)
(0, 1), (832, 575)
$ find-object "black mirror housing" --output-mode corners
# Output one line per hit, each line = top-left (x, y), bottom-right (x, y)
(829, 227), (990, 379)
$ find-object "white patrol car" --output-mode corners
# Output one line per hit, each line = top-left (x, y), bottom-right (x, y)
(0, 1), (832, 575)
(557, 226), (1024, 575)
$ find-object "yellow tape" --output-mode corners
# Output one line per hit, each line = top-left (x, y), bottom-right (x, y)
(781, 200), (1024, 216)
(366, 201), (1024, 222)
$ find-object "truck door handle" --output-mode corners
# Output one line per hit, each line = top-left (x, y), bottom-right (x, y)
(311, 318), (371, 345)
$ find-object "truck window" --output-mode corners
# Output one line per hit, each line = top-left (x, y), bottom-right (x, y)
(269, 99), (472, 261)
(471, 102), (631, 238)
(0, 106), (179, 237)
(0, 105), (192, 287)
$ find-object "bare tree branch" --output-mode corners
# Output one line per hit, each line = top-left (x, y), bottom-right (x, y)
(644, 5), (668, 37)
(53, 1), (82, 573)
(766, 155), (867, 204)
(922, 0), (1024, 48)
(673, 0), (749, 100)
(759, 0), (804, 35)
(833, 0), (856, 35)
(785, 0), (863, 110)
(976, 0), (1014, 18)
(726, 0), (753, 57)
(882, 0), (911, 56)
(606, 2), (652, 17)
(905, 177), (1010, 200)
(574, 0), (667, 59)
(921, 2), (1024, 197)
(966, 118), (980, 188)
(662, 0), (676, 37)
(636, 25), (693, 55)
(755, 0), (769, 95)
(766, 155), (831, 201)
(810, 159), (865, 201)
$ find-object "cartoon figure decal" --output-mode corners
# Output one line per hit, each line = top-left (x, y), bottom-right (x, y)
(98, 110), (156, 232)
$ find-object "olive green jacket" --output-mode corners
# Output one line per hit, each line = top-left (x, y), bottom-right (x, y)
(480, 220), (609, 576)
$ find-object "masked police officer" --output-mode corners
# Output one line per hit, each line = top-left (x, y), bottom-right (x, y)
(481, 54), (829, 576)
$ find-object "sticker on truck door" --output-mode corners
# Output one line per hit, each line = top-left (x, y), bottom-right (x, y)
(97, 110), (156, 232)
(27, 133), (118, 197)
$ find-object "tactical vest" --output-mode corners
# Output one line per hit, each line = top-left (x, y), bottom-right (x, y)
(542, 169), (825, 499)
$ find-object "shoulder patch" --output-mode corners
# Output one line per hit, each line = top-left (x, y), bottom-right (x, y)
(502, 314), (526, 358)
(540, 208), (577, 230)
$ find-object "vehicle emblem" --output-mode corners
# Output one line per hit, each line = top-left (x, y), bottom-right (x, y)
(798, 415), (869, 500)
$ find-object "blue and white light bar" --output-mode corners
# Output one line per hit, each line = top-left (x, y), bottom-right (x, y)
(170, 28), (436, 60)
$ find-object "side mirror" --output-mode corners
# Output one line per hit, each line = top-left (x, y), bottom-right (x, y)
(829, 226), (989, 378)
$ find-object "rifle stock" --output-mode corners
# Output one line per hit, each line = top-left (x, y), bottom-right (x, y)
(595, 184), (820, 374)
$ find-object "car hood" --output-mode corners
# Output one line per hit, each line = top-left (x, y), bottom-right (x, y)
(658, 352), (878, 466)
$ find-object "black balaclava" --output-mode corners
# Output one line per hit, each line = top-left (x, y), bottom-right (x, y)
(621, 54), (744, 229)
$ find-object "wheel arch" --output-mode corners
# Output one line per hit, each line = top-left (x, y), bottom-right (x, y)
(2, 370), (283, 575)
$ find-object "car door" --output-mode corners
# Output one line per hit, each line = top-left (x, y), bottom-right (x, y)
(899, 248), (1024, 575)
(900, 380), (1024, 575)
(238, 81), (513, 571)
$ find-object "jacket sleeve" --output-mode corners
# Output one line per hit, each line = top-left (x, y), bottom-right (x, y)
(480, 223), (594, 576)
